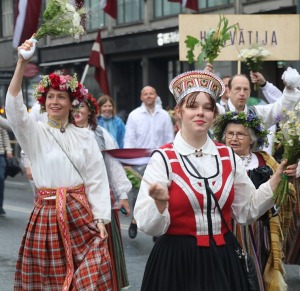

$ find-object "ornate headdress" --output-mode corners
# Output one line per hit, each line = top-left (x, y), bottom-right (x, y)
(169, 70), (225, 103)
(213, 111), (269, 148)
(33, 71), (88, 112)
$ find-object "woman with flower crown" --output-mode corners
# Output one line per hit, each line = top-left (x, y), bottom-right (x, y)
(6, 38), (113, 290)
(72, 94), (131, 291)
(214, 112), (296, 291)
(133, 70), (298, 291)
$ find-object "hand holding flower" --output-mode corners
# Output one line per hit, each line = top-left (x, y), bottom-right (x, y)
(19, 37), (37, 61)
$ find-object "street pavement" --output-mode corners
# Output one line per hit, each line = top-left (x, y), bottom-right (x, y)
(0, 174), (299, 290)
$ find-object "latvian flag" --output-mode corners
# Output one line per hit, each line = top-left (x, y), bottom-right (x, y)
(104, 148), (153, 166)
(13, 0), (42, 48)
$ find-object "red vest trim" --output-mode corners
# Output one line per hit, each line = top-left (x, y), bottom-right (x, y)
(159, 143), (235, 247)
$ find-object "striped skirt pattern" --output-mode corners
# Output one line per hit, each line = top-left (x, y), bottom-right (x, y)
(107, 208), (130, 290)
(14, 189), (112, 291)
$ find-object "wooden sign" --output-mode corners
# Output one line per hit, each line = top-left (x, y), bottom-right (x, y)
(179, 14), (300, 61)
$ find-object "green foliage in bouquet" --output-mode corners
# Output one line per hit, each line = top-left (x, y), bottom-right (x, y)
(35, 0), (85, 41)
(185, 15), (238, 65)
(125, 167), (141, 189)
(273, 108), (300, 205)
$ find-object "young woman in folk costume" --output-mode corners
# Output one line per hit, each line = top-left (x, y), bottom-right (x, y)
(6, 38), (112, 290)
(214, 112), (296, 291)
(72, 94), (131, 290)
(134, 70), (297, 291)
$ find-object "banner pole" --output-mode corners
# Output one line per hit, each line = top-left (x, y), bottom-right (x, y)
(80, 64), (89, 84)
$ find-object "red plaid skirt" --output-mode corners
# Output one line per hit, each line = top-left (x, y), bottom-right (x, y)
(14, 185), (113, 291)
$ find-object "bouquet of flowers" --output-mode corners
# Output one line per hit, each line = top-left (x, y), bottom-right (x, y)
(238, 45), (270, 90)
(20, 0), (85, 60)
(273, 107), (300, 205)
(185, 15), (238, 66)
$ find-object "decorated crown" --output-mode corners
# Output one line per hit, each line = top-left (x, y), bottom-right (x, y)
(213, 111), (269, 148)
(33, 71), (88, 112)
(169, 70), (225, 103)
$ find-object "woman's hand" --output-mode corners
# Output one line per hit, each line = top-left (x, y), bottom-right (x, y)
(269, 160), (297, 191)
(18, 35), (36, 61)
(96, 222), (108, 239)
(149, 183), (169, 214)
(283, 162), (298, 178)
(119, 199), (131, 216)
(203, 62), (213, 72)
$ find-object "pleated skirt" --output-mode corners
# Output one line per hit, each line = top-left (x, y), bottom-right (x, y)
(14, 195), (112, 291)
(106, 208), (130, 290)
(141, 233), (249, 291)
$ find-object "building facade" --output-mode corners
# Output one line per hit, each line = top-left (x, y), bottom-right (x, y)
(0, 0), (298, 116)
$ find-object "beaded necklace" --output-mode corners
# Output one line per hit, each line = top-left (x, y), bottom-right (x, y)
(241, 151), (252, 168)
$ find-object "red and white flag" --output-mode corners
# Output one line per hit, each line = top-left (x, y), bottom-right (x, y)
(104, 148), (153, 166)
(100, 0), (117, 19)
(88, 30), (110, 95)
(168, 0), (198, 11)
(13, 0), (42, 48)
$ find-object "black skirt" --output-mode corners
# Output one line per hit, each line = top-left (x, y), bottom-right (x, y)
(141, 232), (249, 291)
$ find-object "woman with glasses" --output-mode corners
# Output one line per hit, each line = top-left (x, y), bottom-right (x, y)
(214, 111), (296, 291)
(133, 70), (297, 291)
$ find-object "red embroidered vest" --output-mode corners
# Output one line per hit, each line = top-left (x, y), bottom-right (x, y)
(159, 142), (235, 247)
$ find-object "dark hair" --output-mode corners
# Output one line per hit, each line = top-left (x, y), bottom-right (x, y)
(87, 103), (98, 130)
(228, 74), (250, 90)
(98, 95), (116, 117)
(177, 92), (219, 118)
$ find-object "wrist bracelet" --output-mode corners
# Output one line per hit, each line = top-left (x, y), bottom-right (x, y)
(94, 219), (104, 224)
(260, 81), (267, 87)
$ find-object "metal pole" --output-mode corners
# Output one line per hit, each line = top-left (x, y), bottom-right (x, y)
(234, 0), (242, 14)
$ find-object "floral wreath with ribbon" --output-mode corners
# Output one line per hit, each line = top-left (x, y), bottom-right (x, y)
(33, 71), (88, 112)
(213, 111), (269, 148)
(85, 94), (99, 115)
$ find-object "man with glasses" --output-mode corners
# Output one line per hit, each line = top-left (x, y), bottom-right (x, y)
(216, 73), (300, 131)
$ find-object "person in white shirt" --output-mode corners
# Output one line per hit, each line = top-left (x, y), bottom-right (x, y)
(6, 38), (112, 290)
(124, 86), (174, 239)
(73, 94), (131, 290)
(218, 75), (230, 106)
(134, 69), (296, 291)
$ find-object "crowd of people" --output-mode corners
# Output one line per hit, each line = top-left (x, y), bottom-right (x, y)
(2, 37), (300, 291)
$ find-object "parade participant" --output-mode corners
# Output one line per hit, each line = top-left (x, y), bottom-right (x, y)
(6, 38), (112, 290)
(73, 94), (131, 290)
(214, 111), (296, 291)
(134, 70), (296, 291)
(97, 95), (126, 148)
(124, 85), (174, 239)
(218, 75), (230, 105)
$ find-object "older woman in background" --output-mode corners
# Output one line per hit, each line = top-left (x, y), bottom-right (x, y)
(214, 111), (296, 291)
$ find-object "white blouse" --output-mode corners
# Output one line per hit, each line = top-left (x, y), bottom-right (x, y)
(100, 127), (132, 201)
(6, 91), (111, 223)
(134, 132), (275, 236)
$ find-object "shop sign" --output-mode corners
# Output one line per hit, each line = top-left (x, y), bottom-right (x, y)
(157, 31), (179, 46)
(179, 14), (300, 61)
(24, 63), (39, 78)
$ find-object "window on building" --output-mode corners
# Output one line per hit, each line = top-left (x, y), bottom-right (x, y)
(85, 0), (107, 30)
(154, 0), (183, 17)
(118, 0), (144, 24)
(200, 0), (233, 9)
(1, 0), (14, 37)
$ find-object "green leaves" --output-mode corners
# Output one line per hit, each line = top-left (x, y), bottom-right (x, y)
(185, 15), (238, 66)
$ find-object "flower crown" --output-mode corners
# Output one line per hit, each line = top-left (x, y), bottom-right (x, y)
(213, 111), (269, 148)
(33, 71), (88, 112)
(85, 94), (99, 115)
